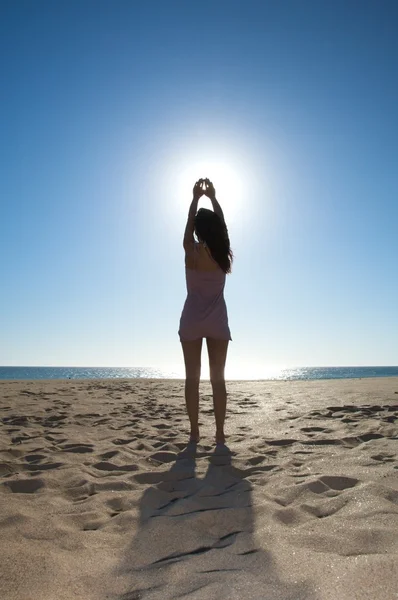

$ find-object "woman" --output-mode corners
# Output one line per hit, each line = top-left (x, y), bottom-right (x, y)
(179, 178), (233, 444)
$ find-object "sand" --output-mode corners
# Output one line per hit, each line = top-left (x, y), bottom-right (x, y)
(0, 377), (397, 600)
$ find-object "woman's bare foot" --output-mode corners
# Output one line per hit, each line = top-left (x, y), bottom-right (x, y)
(215, 430), (225, 444)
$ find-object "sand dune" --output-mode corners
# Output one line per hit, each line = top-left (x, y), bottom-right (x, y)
(1, 377), (397, 599)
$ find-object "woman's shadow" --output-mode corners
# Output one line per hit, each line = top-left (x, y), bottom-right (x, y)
(114, 443), (315, 600)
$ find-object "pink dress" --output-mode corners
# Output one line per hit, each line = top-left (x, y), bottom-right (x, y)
(178, 246), (231, 342)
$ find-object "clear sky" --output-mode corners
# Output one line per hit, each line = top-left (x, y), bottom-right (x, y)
(1, 0), (397, 375)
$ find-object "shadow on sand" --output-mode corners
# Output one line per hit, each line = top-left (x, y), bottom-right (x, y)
(113, 443), (316, 600)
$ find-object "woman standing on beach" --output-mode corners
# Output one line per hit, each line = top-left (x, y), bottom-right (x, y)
(179, 178), (233, 444)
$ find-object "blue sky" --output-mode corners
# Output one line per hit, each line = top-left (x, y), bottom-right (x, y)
(1, 0), (397, 375)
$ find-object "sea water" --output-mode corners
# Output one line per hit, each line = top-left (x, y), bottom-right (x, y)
(0, 366), (397, 381)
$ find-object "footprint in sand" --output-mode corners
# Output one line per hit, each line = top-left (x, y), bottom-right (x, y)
(0, 463), (16, 476)
(23, 461), (64, 472)
(233, 464), (278, 479)
(11, 433), (41, 444)
(148, 451), (178, 464)
(300, 426), (331, 433)
(371, 453), (395, 463)
(105, 496), (132, 513)
(266, 438), (297, 447)
(112, 437), (135, 446)
(99, 450), (119, 460)
(247, 455), (267, 466)
(93, 418), (111, 425)
(64, 480), (96, 502)
(4, 478), (45, 493)
(3, 415), (29, 426)
(316, 475), (358, 491)
(60, 443), (94, 453)
(92, 461), (139, 472)
(302, 438), (342, 446)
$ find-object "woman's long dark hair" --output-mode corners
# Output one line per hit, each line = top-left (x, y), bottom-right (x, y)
(194, 208), (233, 274)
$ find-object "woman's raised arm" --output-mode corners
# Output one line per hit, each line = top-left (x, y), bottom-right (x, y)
(204, 179), (225, 223)
(183, 179), (203, 249)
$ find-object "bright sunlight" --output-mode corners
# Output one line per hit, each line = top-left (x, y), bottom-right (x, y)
(177, 160), (243, 219)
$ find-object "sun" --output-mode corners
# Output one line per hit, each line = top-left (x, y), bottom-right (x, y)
(176, 160), (243, 222)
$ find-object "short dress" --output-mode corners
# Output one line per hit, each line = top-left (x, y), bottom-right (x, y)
(178, 244), (232, 342)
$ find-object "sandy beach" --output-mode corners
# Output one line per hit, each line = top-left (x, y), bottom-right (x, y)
(0, 377), (397, 600)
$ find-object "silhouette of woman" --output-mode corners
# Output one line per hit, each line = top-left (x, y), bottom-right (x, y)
(178, 178), (233, 445)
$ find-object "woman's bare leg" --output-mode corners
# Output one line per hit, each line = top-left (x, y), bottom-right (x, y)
(206, 338), (229, 443)
(181, 339), (203, 441)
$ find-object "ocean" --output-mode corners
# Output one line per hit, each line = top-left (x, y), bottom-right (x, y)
(0, 366), (398, 381)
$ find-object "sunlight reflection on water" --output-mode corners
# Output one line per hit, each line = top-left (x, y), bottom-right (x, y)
(0, 366), (397, 380)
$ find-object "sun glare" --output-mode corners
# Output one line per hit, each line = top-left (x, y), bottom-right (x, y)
(158, 131), (256, 227)
(176, 160), (244, 222)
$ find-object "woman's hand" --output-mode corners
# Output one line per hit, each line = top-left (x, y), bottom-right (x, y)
(192, 179), (204, 201)
(204, 178), (216, 200)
